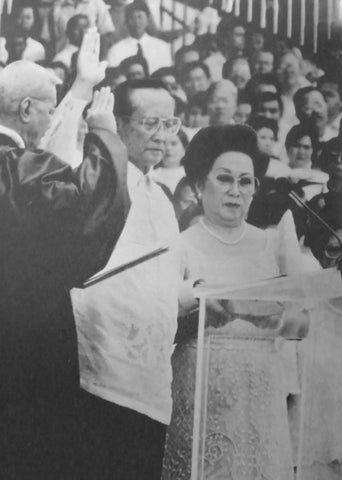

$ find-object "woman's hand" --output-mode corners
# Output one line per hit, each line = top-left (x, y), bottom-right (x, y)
(205, 299), (285, 330)
(205, 299), (233, 328)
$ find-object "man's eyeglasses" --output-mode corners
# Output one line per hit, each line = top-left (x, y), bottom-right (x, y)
(209, 173), (259, 193)
(126, 116), (182, 135)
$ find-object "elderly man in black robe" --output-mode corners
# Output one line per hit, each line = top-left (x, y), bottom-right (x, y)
(0, 30), (130, 479)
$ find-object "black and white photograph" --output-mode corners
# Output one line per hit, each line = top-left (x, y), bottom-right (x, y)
(1, 0), (342, 478)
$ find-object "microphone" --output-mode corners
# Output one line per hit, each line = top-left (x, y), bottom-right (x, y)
(288, 190), (342, 252)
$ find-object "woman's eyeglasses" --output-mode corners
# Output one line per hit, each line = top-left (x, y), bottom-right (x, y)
(126, 116), (181, 135)
(324, 244), (342, 259)
(209, 173), (259, 193)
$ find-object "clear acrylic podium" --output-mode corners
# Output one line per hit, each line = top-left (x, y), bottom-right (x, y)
(190, 269), (342, 480)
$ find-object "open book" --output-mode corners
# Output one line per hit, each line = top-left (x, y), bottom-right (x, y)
(83, 245), (169, 288)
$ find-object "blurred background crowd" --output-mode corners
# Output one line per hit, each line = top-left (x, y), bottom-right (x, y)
(1, 0), (342, 251)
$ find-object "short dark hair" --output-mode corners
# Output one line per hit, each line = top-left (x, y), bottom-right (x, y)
(317, 74), (342, 99)
(251, 91), (283, 116)
(176, 129), (189, 150)
(285, 123), (319, 152)
(66, 14), (88, 40)
(183, 125), (261, 187)
(125, 0), (150, 21)
(206, 80), (238, 104)
(151, 67), (176, 79)
(120, 55), (149, 78)
(237, 89), (252, 105)
(247, 115), (278, 140)
(222, 56), (250, 80)
(114, 79), (169, 117)
(187, 91), (208, 115)
(181, 61), (211, 81)
(245, 72), (281, 97)
(293, 86), (318, 119)
(174, 45), (199, 66)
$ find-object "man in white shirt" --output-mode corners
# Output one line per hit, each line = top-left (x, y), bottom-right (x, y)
(107, 0), (172, 75)
(53, 0), (115, 53)
(73, 79), (196, 479)
(53, 14), (89, 69)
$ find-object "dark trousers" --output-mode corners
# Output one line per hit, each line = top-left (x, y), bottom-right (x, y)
(79, 390), (167, 480)
(0, 395), (82, 480)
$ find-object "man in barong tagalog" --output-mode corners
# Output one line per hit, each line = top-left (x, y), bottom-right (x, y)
(0, 29), (130, 479)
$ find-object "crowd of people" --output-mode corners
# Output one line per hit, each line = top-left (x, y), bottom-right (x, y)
(1, 0), (342, 479)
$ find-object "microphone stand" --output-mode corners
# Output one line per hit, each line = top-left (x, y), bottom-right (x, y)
(288, 190), (342, 269)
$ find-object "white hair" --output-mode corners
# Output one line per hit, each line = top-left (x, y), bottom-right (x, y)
(0, 61), (58, 116)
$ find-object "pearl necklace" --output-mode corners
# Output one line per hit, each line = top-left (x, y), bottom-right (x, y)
(200, 218), (247, 245)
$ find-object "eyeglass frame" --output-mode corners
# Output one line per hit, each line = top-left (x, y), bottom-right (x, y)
(207, 171), (260, 193)
(324, 243), (342, 259)
(120, 114), (182, 136)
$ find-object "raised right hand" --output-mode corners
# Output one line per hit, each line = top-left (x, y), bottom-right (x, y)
(77, 27), (108, 88)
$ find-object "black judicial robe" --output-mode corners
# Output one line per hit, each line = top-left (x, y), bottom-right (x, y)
(0, 128), (130, 478)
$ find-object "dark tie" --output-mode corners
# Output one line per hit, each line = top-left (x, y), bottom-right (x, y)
(136, 42), (143, 58)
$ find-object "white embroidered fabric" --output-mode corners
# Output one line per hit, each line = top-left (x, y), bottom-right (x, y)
(162, 225), (295, 479)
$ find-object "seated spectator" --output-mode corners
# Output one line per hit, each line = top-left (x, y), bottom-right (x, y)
(247, 116), (278, 157)
(151, 67), (186, 102)
(246, 28), (265, 59)
(285, 124), (328, 200)
(173, 176), (198, 222)
(294, 86), (336, 143)
(180, 61), (211, 100)
(276, 50), (310, 133)
(301, 54), (325, 86)
(53, 14), (89, 69)
(207, 80), (237, 126)
(174, 45), (200, 78)
(193, 33), (225, 82)
(107, 0), (172, 75)
(120, 55), (149, 80)
(182, 92), (209, 140)
(286, 124), (319, 170)
(251, 91), (291, 149)
(216, 17), (246, 60)
(109, 0), (130, 45)
(53, 0), (115, 54)
(6, 28), (29, 64)
(152, 130), (188, 194)
(223, 56), (251, 91)
(247, 116), (293, 179)
(245, 72), (282, 98)
(11, 3), (46, 63)
(251, 91), (283, 122)
(252, 48), (275, 75)
(234, 90), (251, 124)
(318, 74), (342, 138)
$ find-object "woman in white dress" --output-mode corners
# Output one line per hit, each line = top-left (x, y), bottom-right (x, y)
(162, 125), (299, 480)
